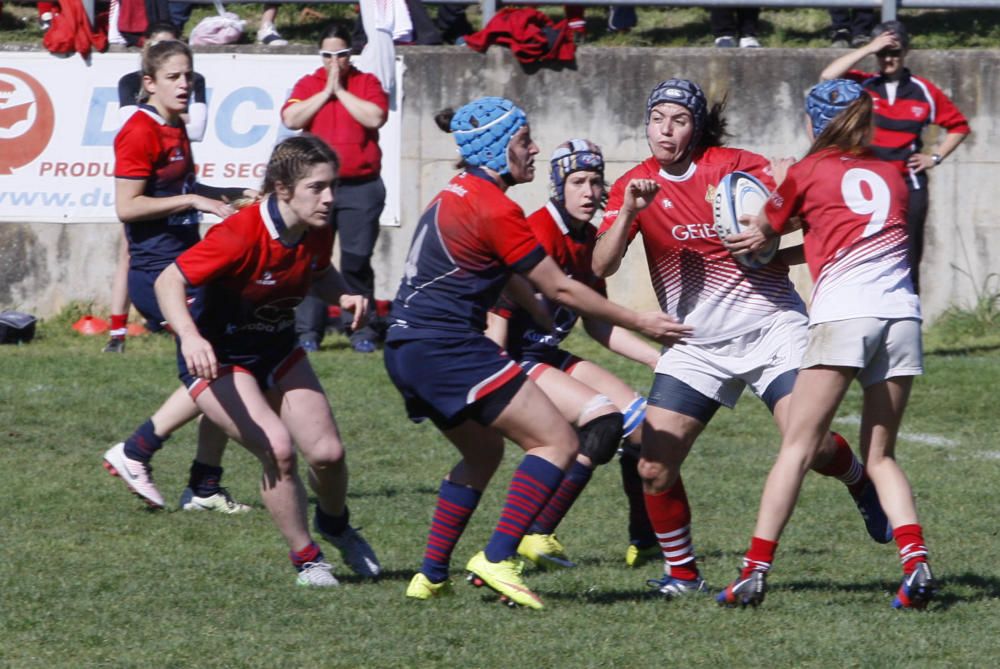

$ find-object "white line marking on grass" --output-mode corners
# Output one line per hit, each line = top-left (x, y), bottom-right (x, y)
(833, 414), (959, 448)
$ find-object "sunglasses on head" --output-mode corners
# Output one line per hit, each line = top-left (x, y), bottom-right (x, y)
(320, 48), (352, 59)
(877, 49), (903, 58)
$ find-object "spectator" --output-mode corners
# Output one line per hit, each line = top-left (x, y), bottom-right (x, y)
(710, 7), (761, 48)
(828, 8), (875, 48)
(256, 4), (287, 46)
(281, 23), (389, 354)
(820, 20), (971, 292)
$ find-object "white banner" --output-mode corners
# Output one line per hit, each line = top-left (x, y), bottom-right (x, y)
(0, 51), (402, 225)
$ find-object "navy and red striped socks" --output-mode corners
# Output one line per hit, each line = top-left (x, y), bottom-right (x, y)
(188, 461), (223, 497)
(420, 480), (481, 583)
(123, 419), (165, 462)
(644, 476), (700, 581)
(289, 541), (324, 571)
(527, 460), (592, 535)
(484, 455), (563, 563)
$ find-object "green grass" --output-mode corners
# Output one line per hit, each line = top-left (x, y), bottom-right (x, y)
(3, 3), (1000, 49)
(2, 305), (999, 667)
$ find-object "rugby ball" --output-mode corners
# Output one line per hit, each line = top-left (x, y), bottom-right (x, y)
(713, 171), (778, 269)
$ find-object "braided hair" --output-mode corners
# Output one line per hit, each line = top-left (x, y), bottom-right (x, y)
(261, 134), (340, 196)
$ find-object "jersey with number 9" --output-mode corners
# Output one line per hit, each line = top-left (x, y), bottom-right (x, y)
(763, 147), (918, 324)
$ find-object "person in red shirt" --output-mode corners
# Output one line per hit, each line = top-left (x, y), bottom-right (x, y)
(719, 81), (932, 610)
(387, 97), (690, 609)
(154, 134), (381, 587)
(820, 20), (971, 292)
(593, 78), (891, 601)
(282, 23), (389, 354)
(486, 139), (661, 571)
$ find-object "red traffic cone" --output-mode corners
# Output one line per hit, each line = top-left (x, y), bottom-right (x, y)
(126, 322), (148, 336)
(73, 315), (109, 335)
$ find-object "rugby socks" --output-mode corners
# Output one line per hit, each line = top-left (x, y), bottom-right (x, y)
(108, 314), (128, 341)
(289, 541), (324, 571)
(188, 461), (223, 498)
(644, 476), (700, 581)
(484, 455), (563, 563)
(894, 524), (929, 575)
(812, 431), (867, 497)
(527, 460), (593, 534)
(315, 504), (350, 537)
(420, 480), (481, 583)
(123, 419), (165, 463)
(620, 446), (656, 547)
(740, 536), (778, 579)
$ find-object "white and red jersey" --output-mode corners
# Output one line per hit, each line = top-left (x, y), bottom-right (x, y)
(600, 148), (805, 344)
(764, 147), (920, 324)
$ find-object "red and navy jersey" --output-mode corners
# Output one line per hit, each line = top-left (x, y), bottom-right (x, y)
(496, 201), (605, 359)
(765, 148), (919, 323)
(176, 196), (334, 355)
(282, 66), (388, 179)
(845, 68), (970, 188)
(114, 105), (200, 272)
(600, 147), (805, 344)
(387, 168), (546, 342)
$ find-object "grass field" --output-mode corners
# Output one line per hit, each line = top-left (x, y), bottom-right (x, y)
(2, 306), (999, 667)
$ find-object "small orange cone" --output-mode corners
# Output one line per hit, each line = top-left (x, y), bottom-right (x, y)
(73, 315), (109, 335)
(126, 322), (149, 336)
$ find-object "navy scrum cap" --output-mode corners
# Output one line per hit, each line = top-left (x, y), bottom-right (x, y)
(549, 139), (604, 204)
(450, 97), (528, 176)
(806, 79), (864, 137)
(645, 78), (708, 136)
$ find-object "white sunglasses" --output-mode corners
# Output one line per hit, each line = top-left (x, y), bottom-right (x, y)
(320, 48), (352, 59)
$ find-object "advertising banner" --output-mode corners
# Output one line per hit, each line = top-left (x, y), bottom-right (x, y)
(0, 51), (402, 225)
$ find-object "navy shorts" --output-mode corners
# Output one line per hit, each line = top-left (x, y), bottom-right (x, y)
(128, 268), (204, 333)
(647, 368), (796, 424)
(182, 344), (306, 399)
(518, 348), (583, 379)
(384, 334), (527, 430)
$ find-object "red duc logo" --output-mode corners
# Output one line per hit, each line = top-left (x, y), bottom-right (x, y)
(0, 67), (55, 176)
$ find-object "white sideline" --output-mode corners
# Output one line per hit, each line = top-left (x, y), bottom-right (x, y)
(833, 414), (959, 448)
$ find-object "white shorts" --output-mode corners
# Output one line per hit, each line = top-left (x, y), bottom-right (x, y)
(802, 317), (923, 387)
(654, 310), (808, 409)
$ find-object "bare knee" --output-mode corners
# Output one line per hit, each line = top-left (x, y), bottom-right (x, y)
(637, 457), (678, 493)
(304, 434), (346, 471)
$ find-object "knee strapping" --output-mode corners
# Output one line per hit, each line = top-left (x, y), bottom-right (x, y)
(577, 393), (614, 425)
(621, 394), (647, 438)
(578, 412), (625, 466)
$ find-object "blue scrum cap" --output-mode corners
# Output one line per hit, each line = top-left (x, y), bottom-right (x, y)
(451, 97), (528, 176)
(549, 139), (604, 204)
(805, 79), (865, 137)
(645, 78), (708, 137)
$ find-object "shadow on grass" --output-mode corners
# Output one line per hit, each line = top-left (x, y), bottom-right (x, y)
(773, 571), (1000, 611)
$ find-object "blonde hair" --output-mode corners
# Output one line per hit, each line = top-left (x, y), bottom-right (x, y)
(261, 134), (340, 196)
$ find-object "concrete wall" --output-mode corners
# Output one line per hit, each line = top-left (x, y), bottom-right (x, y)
(3, 46), (996, 321)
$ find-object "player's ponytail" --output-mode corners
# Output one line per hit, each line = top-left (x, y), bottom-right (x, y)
(261, 134), (340, 196)
(434, 107), (469, 170)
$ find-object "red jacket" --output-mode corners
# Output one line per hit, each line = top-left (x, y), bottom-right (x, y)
(44, 0), (108, 57)
(464, 8), (576, 64)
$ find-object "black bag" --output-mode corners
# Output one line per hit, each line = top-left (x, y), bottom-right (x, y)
(0, 311), (37, 344)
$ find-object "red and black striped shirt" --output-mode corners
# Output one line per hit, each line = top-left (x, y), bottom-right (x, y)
(846, 68), (970, 189)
